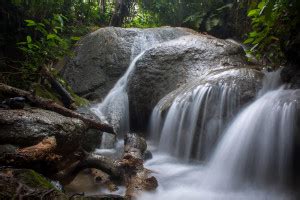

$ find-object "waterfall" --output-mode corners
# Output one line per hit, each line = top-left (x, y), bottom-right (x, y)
(205, 87), (299, 189)
(257, 68), (282, 97)
(205, 68), (298, 189)
(91, 33), (160, 135)
(140, 69), (299, 200)
(150, 83), (239, 160)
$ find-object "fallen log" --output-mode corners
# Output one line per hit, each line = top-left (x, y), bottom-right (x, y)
(3, 133), (158, 198)
(90, 168), (118, 191)
(41, 65), (74, 108)
(0, 83), (115, 134)
(17, 137), (57, 160)
(55, 133), (157, 199)
(0, 137), (63, 175)
(120, 133), (158, 199)
(54, 154), (122, 185)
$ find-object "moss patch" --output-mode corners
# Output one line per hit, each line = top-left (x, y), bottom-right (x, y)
(34, 83), (62, 105)
(33, 81), (89, 107)
(13, 169), (54, 189)
(0, 168), (69, 199)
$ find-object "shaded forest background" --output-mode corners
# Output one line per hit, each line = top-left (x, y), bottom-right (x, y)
(1, 0), (299, 90)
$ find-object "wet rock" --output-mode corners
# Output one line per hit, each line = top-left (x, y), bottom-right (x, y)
(127, 35), (263, 130)
(0, 168), (68, 199)
(76, 106), (104, 151)
(61, 27), (193, 99)
(281, 30), (300, 89)
(0, 108), (87, 154)
(0, 144), (17, 154)
(281, 65), (300, 89)
(143, 150), (153, 161)
(81, 129), (102, 152)
(158, 68), (263, 112)
(2, 97), (26, 109)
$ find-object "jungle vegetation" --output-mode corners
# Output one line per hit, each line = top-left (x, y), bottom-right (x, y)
(0, 0), (299, 88)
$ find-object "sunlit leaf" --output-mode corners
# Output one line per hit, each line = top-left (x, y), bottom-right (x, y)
(26, 36), (32, 43)
(244, 38), (254, 44)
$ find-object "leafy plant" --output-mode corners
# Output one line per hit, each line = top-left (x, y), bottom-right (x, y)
(244, 0), (300, 64)
(17, 14), (79, 84)
(183, 3), (233, 31)
(124, 10), (160, 28)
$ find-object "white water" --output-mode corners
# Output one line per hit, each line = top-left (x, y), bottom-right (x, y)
(139, 70), (299, 200)
(204, 87), (298, 189)
(91, 33), (161, 135)
(150, 83), (239, 161)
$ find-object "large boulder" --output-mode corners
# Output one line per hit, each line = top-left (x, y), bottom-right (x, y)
(127, 34), (263, 130)
(157, 68), (263, 113)
(0, 108), (87, 153)
(61, 27), (194, 100)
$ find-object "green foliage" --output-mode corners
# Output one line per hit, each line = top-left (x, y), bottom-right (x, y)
(138, 0), (229, 29)
(1, 0), (103, 88)
(17, 14), (72, 84)
(124, 10), (160, 28)
(183, 2), (233, 31)
(244, 0), (300, 64)
(14, 169), (54, 190)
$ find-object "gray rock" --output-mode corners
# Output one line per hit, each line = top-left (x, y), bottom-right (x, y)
(0, 108), (87, 153)
(127, 34), (263, 130)
(281, 65), (300, 89)
(61, 27), (194, 100)
(158, 68), (263, 113)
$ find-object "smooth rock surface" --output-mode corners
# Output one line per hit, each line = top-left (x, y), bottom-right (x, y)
(127, 35), (263, 130)
(0, 108), (87, 153)
(61, 27), (194, 100)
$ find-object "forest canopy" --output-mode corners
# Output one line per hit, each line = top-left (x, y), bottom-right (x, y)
(1, 0), (299, 88)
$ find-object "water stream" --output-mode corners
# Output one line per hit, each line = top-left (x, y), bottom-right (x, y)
(91, 33), (161, 135)
(89, 32), (299, 199)
(152, 83), (239, 161)
(139, 69), (299, 200)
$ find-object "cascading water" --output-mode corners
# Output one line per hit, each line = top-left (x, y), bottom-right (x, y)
(91, 33), (161, 135)
(205, 87), (298, 189)
(150, 83), (239, 160)
(140, 69), (299, 200)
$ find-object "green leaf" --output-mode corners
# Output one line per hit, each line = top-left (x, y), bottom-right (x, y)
(71, 36), (81, 41)
(244, 38), (254, 44)
(17, 42), (27, 45)
(248, 9), (259, 17)
(47, 34), (56, 40)
(37, 23), (45, 27)
(26, 36), (32, 43)
(258, 1), (266, 9)
(25, 19), (35, 24)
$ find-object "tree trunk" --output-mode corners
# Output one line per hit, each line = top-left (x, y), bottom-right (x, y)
(41, 66), (74, 108)
(100, 0), (106, 13)
(110, 0), (131, 27)
(0, 83), (115, 134)
(120, 133), (158, 199)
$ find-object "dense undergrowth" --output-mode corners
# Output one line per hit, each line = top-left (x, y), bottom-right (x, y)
(0, 0), (299, 93)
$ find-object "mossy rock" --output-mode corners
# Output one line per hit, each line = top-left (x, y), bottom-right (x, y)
(0, 168), (68, 199)
(13, 169), (54, 189)
(34, 84), (62, 104)
(33, 82), (89, 107)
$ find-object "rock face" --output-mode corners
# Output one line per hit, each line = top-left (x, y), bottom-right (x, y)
(0, 108), (87, 153)
(61, 27), (194, 100)
(62, 27), (263, 132)
(127, 34), (263, 130)
(281, 31), (300, 89)
(281, 65), (300, 89)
